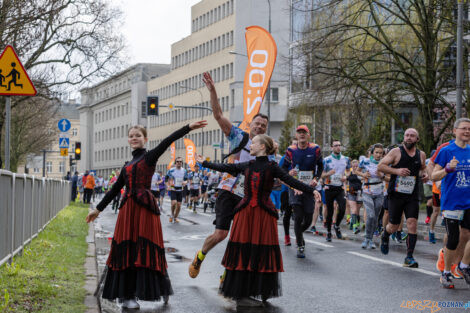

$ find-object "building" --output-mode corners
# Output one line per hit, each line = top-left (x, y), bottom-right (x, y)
(147, 0), (291, 174)
(17, 99), (81, 179)
(79, 64), (170, 177)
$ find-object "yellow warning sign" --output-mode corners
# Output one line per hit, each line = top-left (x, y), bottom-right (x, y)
(60, 148), (68, 156)
(0, 45), (37, 96)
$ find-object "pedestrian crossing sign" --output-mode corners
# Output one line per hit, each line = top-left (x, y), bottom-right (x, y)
(60, 148), (68, 156)
(0, 45), (37, 96)
(59, 137), (70, 148)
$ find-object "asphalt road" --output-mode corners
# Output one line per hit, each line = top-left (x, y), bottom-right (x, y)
(92, 197), (469, 313)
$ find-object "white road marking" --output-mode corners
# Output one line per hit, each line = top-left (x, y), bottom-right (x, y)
(291, 235), (334, 248)
(347, 251), (440, 277)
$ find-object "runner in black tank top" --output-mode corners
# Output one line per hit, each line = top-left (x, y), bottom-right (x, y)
(377, 128), (428, 268)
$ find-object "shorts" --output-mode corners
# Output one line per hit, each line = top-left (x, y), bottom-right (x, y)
(159, 188), (166, 197)
(170, 190), (183, 202)
(214, 189), (242, 230)
(190, 189), (200, 197)
(151, 190), (160, 198)
(347, 192), (363, 203)
(388, 195), (419, 225)
(288, 189), (315, 214)
(183, 186), (189, 197)
(432, 192), (440, 207)
(201, 185), (207, 194)
(423, 184), (433, 199)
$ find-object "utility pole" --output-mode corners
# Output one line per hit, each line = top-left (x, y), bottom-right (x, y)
(456, 0), (464, 119)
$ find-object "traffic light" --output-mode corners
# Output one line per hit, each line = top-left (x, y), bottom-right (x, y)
(147, 96), (159, 116)
(75, 142), (81, 160)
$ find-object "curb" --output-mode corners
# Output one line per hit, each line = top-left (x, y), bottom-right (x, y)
(84, 208), (100, 313)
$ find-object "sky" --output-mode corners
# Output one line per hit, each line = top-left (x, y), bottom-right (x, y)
(116, 0), (201, 64)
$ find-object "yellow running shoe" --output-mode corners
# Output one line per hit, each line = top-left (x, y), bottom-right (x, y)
(189, 251), (203, 278)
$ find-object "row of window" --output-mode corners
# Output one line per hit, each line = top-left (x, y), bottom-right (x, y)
(153, 63), (234, 101)
(95, 146), (130, 163)
(33, 161), (63, 173)
(95, 124), (130, 143)
(94, 78), (131, 102)
(172, 31), (234, 69)
(191, 0), (234, 33)
(95, 103), (130, 124)
(148, 96), (230, 129)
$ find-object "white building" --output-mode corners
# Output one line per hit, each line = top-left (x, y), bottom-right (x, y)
(79, 64), (170, 176)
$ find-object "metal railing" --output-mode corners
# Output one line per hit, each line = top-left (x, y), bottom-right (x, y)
(0, 170), (71, 266)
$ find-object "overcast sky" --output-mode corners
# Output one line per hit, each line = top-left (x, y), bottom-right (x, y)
(117, 0), (201, 64)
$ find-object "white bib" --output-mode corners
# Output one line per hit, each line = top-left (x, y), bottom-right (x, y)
(395, 176), (416, 194)
(368, 178), (383, 194)
(442, 210), (465, 221)
(299, 171), (313, 185)
(193, 177), (200, 184)
(175, 177), (183, 187)
(232, 175), (245, 198)
(330, 174), (343, 186)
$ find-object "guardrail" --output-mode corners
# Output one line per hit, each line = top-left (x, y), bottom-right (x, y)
(0, 170), (71, 267)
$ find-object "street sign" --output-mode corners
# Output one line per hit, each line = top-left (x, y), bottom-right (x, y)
(59, 137), (69, 148)
(60, 148), (68, 156)
(58, 118), (71, 132)
(212, 143), (220, 149)
(0, 45), (37, 96)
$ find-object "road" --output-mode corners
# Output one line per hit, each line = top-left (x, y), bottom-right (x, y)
(92, 197), (469, 313)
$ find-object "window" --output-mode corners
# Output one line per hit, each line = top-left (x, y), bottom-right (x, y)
(46, 162), (52, 173)
(34, 167), (39, 173)
(271, 88), (279, 102)
(72, 128), (77, 136)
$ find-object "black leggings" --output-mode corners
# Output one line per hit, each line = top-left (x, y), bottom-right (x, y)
(84, 188), (93, 204)
(293, 205), (313, 247)
(283, 205), (293, 236)
(325, 187), (346, 232)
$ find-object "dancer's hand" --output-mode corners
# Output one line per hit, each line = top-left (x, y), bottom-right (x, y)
(86, 209), (100, 223)
(189, 120), (208, 130)
(294, 189), (303, 196)
(202, 72), (215, 92)
(196, 154), (205, 164)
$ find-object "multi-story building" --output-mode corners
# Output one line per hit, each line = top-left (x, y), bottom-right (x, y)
(79, 63), (170, 177)
(17, 99), (81, 179)
(147, 0), (291, 174)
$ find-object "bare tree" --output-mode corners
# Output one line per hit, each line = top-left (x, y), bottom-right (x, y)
(0, 0), (126, 169)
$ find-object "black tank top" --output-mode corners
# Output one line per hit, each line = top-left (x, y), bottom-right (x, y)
(387, 146), (421, 199)
(347, 173), (362, 193)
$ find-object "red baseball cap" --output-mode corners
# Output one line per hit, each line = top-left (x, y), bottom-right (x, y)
(296, 125), (310, 134)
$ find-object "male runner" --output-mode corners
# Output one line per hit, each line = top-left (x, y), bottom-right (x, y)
(167, 157), (188, 223)
(322, 140), (350, 241)
(432, 118), (470, 288)
(378, 128), (427, 267)
(189, 72), (268, 280)
(188, 165), (203, 212)
(150, 170), (161, 204)
(282, 125), (323, 258)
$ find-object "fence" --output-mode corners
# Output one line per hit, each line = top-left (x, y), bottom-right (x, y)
(0, 170), (71, 267)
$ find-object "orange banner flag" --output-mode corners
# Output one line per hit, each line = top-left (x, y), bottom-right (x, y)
(184, 138), (196, 171)
(239, 26), (277, 133)
(167, 142), (175, 170)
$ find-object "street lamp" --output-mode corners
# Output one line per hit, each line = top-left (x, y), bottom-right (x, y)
(180, 84), (205, 154)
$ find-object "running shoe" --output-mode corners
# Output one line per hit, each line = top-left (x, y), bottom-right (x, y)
(457, 264), (470, 284)
(429, 231), (436, 244)
(297, 246), (305, 258)
(353, 226), (360, 234)
(334, 226), (342, 239)
(390, 232), (396, 242)
(174, 218), (179, 223)
(452, 264), (464, 280)
(188, 251), (203, 278)
(400, 232), (408, 241)
(440, 272), (454, 289)
(403, 256), (419, 268)
(326, 232), (332, 242)
(424, 216), (430, 224)
(380, 235), (389, 255)
(368, 240), (376, 250)
(284, 235), (291, 246)
(310, 226), (317, 233)
(169, 217), (173, 223)
(361, 239), (368, 249)
(346, 215), (351, 224)
(436, 248), (445, 272)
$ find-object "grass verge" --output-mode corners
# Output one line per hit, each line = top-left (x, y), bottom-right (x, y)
(0, 202), (90, 313)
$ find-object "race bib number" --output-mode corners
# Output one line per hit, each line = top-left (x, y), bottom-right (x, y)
(193, 177), (200, 184)
(299, 171), (313, 184)
(395, 176), (416, 194)
(330, 174), (343, 186)
(232, 175), (245, 198)
(175, 177), (183, 187)
(442, 210), (465, 221)
(369, 178), (383, 194)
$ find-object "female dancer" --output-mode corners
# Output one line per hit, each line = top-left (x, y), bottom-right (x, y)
(197, 134), (320, 307)
(86, 121), (207, 309)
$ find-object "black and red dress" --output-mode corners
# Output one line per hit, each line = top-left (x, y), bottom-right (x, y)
(202, 156), (314, 300)
(96, 125), (191, 301)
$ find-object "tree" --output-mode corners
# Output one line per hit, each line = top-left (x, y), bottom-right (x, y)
(293, 0), (465, 154)
(0, 0), (125, 169)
